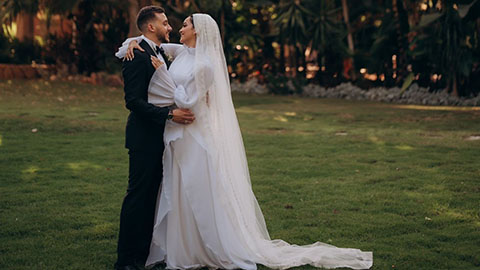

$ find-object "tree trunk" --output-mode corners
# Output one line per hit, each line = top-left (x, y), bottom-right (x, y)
(16, 11), (34, 42)
(128, 0), (140, 36)
(279, 43), (285, 75)
(220, 1), (225, 46)
(341, 0), (356, 80)
(290, 45), (297, 77)
(451, 74), (459, 97)
(392, 0), (408, 84)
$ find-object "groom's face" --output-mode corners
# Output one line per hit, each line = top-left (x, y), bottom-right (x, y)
(150, 12), (172, 43)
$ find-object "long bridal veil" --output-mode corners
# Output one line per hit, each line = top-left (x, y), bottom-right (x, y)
(192, 14), (373, 269)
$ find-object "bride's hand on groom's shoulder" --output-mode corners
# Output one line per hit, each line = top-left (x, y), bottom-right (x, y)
(171, 108), (195, 125)
(151, 56), (164, 69)
(125, 40), (144, 61)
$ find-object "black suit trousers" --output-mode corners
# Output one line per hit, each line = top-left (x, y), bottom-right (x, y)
(116, 149), (164, 266)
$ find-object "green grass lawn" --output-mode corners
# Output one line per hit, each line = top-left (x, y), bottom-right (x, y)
(1, 80), (479, 270)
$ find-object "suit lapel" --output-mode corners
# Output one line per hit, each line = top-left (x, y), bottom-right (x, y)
(139, 39), (156, 57)
(139, 40), (156, 81)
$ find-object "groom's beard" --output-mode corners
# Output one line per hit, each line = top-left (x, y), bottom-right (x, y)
(157, 32), (169, 43)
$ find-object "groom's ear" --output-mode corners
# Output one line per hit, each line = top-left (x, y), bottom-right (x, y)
(146, 22), (155, 33)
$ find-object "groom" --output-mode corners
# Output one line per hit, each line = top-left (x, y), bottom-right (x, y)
(115, 6), (194, 270)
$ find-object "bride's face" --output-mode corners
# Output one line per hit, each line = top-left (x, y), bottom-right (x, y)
(179, 16), (196, 45)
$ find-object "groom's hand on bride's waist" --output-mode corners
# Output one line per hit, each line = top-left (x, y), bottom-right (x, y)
(171, 108), (195, 125)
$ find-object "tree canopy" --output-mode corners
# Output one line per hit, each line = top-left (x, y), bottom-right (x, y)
(1, 0), (479, 96)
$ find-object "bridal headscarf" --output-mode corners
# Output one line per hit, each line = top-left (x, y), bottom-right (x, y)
(193, 13), (372, 269)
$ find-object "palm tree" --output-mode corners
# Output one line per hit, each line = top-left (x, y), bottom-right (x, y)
(411, 0), (479, 96)
(38, 0), (129, 73)
(274, 0), (309, 77)
(306, 0), (347, 85)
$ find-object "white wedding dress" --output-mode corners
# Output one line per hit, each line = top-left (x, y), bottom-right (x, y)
(116, 14), (373, 270)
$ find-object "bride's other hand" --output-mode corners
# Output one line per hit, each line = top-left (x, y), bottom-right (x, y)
(151, 56), (164, 69)
(125, 40), (144, 61)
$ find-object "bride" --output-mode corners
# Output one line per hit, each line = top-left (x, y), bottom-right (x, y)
(116, 13), (373, 270)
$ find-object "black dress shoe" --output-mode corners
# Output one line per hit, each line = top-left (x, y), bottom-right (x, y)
(115, 265), (140, 270)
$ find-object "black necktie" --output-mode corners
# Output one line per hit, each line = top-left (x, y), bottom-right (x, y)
(156, 46), (171, 69)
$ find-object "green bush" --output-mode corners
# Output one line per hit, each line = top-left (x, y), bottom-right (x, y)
(265, 73), (292, 95)
(265, 73), (307, 95)
(0, 31), (43, 64)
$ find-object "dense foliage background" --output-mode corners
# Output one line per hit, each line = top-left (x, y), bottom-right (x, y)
(1, 0), (479, 97)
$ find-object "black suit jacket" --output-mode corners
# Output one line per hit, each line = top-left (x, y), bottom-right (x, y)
(122, 40), (169, 152)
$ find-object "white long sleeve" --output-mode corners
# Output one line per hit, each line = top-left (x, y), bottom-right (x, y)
(115, 35), (144, 59)
(174, 62), (213, 109)
(115, 35), (184, 60)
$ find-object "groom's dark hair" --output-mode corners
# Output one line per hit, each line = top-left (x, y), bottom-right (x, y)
(136, 6), (165, 32)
